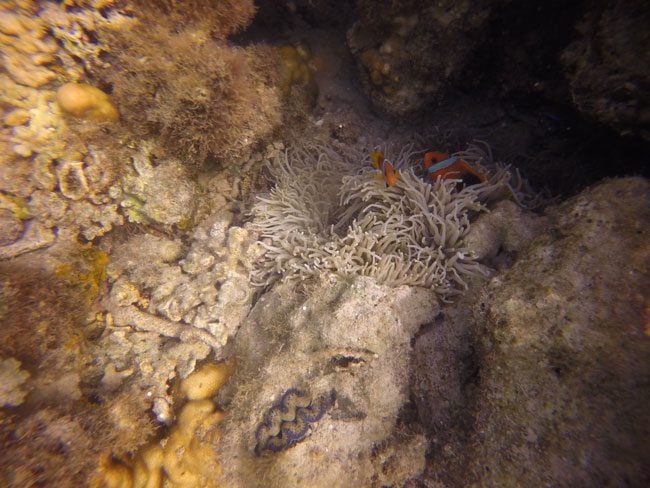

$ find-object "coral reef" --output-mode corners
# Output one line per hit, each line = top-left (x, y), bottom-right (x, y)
(348, 0), (509, 114)
(561, 0), (650, 141)
(217, 275), (437, 486)
(1, 1), (647, 487)
(0, 1), (133, 249)
(251, 141), (533, 297)
(0, 253), (155, 487)
(93, 361), (233, 488)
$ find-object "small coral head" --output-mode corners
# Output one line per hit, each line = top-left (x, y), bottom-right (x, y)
(56, 83), (119, 122)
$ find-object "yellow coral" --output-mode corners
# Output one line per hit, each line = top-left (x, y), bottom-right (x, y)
(92, 362), (233, 488)
(180, 361), (234, 401)
(56, 82), (119, 122)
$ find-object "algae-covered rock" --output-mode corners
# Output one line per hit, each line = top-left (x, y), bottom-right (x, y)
(424, 177), (650, 486)
(561, 0), (650, 141)
(117, 144), (197, 227)
(348, 0), (510, 115)
(218, 275), (438, 487)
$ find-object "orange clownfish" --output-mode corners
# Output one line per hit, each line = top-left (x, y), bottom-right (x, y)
(423, 151), (486, 186)
(370, 150), (398, 187)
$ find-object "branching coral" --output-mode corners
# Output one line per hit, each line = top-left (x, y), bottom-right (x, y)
(99, 211), (258, 423)
(251, 141), (531, 297)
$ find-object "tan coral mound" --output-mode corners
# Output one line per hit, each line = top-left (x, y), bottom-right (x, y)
(56, 83), (119, 122)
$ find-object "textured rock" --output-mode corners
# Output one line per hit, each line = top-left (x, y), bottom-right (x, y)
(101, 213), (257, 423)
(348, 0), (510, 115)
(117, 144), (197, 227)
(464, 199), (548, 264)
(218, 275), (438, 487)
(421, 177), (650, 486)
(0, 357), (30, 407)
(0, 208), (24, 246)
(562, 0), (650, 141)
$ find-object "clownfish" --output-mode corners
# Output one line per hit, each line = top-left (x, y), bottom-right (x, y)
(370, 150), (398, 187)
(423, 151), (486, 186)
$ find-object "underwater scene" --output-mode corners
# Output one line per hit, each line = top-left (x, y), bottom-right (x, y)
(1, 1), (649, 486)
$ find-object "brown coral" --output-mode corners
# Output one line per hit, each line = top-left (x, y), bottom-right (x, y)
(92, 361), (233, 488)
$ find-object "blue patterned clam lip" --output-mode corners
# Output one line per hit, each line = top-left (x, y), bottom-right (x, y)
(255, 389), (336, 455)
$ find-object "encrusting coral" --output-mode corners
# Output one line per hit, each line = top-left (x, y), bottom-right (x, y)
(251, 140), (536, 297)
(0, 0), (150, 254)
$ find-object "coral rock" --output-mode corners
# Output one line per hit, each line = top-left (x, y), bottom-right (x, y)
(93, 361), (232, 488)
(218, 275), (438, 486)
(0, 208), (24, 246)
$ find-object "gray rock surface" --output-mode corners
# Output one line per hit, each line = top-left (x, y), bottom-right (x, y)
(218, 275), (439, 487)
(419, 177), (650, 486)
